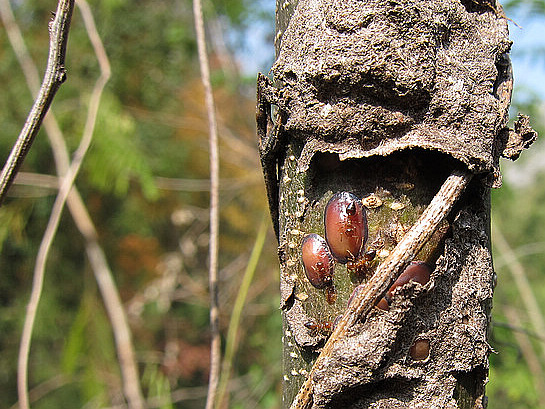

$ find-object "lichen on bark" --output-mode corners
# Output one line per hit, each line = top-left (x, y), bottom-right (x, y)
(261, 0), (537, 407)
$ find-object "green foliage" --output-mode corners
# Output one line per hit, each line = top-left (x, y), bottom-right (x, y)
(0, 200), (31, 253)
(83, 93), (158, 200)
(503, 0), (545, 13)
(488, 318), (542, 409)
(0, 1), (279, 408)
(142, 362), (174, 409)
(62, 305), (86, 375)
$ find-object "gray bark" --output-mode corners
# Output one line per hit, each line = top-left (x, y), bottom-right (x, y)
(260, 0), (537, 407)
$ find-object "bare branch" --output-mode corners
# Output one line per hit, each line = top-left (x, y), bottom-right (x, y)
(74, 1), (145, 407)
(8, 375), (70, 409)
(17, 5), (109, 409)
(0, 0), (74, 205)
(192, 1), (222, 408)
(13, 172), (261, 194)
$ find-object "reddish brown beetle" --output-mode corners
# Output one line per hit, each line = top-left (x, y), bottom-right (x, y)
(324, 192), (368, 263)
(301, 233), (334, 289)
(410, 338), (430, 361)
(377, 261), (432, 310)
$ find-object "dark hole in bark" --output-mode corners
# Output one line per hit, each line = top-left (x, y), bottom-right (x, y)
(493, 52), (511, 99)
(307, 149), (459, 208)
(300, 345), (320, 365)
(459, 0), (494, 14)
(285, 70), (298, 83)
(453, 366), (488, 407)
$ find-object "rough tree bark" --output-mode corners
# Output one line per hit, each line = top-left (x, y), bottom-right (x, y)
(257, 0), (537, 408)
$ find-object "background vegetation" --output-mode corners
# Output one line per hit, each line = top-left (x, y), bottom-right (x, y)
(0, 0), (543, 408)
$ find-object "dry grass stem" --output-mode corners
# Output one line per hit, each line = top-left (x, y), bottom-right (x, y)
(193, 0), (222, 407)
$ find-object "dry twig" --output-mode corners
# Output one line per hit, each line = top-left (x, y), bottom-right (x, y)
(0, 0), (74, 205)
(1, 3), (75, 408)
(192, 0), (222, 407)
(73, 2), (145, 407)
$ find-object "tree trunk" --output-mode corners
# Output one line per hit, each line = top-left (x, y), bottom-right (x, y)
(258, 0), (536, 407)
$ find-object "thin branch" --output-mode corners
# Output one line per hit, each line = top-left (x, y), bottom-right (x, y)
(155, 175), (259, 192)
(127, 106), (258, 166)
(193, 1), (222, 408)
(69, 188), (148, 409)
(494, 240), (545, 269)
(492, 320), (545, 343)
(13, 172), (60, 190)
(290, 169), (472, 409)
(0, 0), (71, 172)
(9, 374), (71, 409)
(13, 172), (260, 194)
(3, 1), (144, 407)
(0, 0), (74, 205)
(4, 2), (75, 407)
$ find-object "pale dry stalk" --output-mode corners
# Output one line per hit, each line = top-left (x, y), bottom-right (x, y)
(192, 0), (222, 408)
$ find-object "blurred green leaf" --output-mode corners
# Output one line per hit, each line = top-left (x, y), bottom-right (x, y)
(83, 92), (158, 200)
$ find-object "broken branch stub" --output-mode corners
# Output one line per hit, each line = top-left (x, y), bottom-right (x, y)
(258, 0), (537, 407)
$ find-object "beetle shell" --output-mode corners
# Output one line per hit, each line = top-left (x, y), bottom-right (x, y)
(410, 338), (430, 361)
(301, 234), (334, 289)
(377, 261), (432, 310)
(390, 261), (432, 292)
(324, 192), (368, 263)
